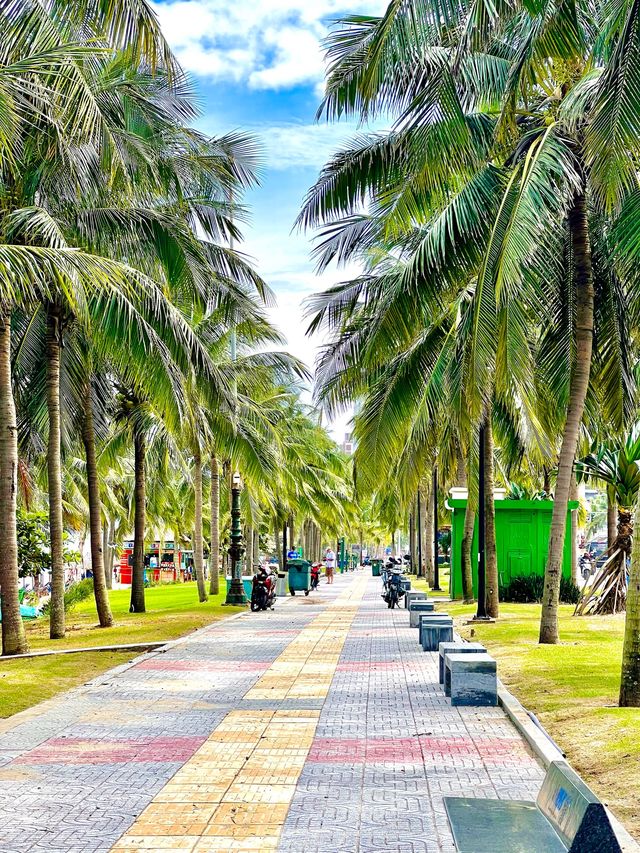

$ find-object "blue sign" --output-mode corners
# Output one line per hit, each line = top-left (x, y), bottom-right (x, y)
(287, 549), (299, 559)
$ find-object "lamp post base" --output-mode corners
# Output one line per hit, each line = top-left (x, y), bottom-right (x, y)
(224, 578), (248, 606)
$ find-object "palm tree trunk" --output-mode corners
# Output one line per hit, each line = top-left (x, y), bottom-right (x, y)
(409, 509), (416, 575)
(193, 445), (207, 603)
(282, 522), (288, 567)
(608, 493), (617, 551)
(130, 426), (146, 613)
(570, 475), (579, 585)
(418, 488), (426, 578)
(620, 497), (640, 706)
(273, 522), (281, 568)
(0, 310), (28, 655)
(102, 522), (112, 589)
(458, 452), (475, 603)
(245, 524), (254, 573)
(424, 480), (434, 585)
(461, 501), (476, 603)
(46, 306), (65, 640)
(484, 408), (499, 618)
(540, 188), (594, 643)
(209, 453), (220, 595)
(82, 381), (113, 628)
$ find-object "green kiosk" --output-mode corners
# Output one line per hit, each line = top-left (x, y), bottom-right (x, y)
(449, 496), (578, 600)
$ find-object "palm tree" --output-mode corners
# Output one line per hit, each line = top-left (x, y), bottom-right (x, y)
(299, 0), (640, 643)
(0, 0), (184, 650)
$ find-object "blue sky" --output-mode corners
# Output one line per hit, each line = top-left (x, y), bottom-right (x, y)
(153, 0), (386, 437)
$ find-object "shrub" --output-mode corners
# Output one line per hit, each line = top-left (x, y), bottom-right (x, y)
(560, 576), (581, 604)
(500, 574), (544, 603)
(499, 574), (581, 604)
(41, 578), (94, 615)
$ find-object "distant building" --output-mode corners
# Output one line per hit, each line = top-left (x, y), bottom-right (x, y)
(342, 431), (354, 455)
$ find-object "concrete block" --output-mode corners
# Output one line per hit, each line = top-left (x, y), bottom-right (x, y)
(438, 642), (486, 685)
(418, 613), (451, 647)
(448, 653), (497, 706)
(409, 601), (436, 627)
(405, 591), (427, 610)
(420, 621), (454, 652)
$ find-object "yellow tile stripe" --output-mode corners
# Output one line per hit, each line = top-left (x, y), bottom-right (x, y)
(111, 574), (367, 853)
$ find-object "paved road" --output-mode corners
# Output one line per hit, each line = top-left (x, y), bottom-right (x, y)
(0, 572), (545, 852)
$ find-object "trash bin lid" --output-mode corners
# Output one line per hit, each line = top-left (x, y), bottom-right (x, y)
(286, 558), (311, 568)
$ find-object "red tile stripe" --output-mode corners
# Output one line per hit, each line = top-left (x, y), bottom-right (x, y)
(18, 736), (207, 766)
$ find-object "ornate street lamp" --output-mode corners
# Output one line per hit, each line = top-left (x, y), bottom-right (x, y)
(225, 471), (247, 605)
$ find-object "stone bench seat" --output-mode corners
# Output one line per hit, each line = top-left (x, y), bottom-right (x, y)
(418, 612), (450, 644)
(447, 652), (497, 706)
(438, 641), (486, 685)
(444, 760), (622, 852)
(405, 590), (427, 610)
(409, 600), (436, 627)
(419, 614), (453, 651)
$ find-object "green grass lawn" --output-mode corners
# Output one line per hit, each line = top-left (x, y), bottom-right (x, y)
(446, 602), (640, 840)
(0, 583), (244, 719)
(411, 566), (450, 597)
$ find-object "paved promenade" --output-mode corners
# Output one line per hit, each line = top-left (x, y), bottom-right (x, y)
(0, 572), (545, 852)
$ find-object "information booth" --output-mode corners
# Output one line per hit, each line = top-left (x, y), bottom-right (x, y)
(119, 540), (194, 584)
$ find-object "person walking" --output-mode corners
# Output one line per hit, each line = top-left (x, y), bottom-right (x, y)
(324, 547), (336, 584)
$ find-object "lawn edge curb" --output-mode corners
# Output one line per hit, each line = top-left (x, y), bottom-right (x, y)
(0, 641), (172, 660)
(498, 679), (640, 852)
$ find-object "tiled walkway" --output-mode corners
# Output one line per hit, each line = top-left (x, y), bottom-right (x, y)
(0, 572), (545, 852)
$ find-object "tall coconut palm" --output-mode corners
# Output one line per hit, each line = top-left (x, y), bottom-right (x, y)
(0, 0), (185, 650)
(300, 0), (640, 643)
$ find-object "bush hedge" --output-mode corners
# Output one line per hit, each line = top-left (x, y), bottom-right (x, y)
(499, 574), (580, 604)
(41, 578), (94, 615)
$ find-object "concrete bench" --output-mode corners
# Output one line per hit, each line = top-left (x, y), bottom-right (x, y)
(419, 615), (453, 651)
(438, 641), (486, 685)
(409, 600), (436, 627)
(405, 590), (427, 610)
(447, 652), (497, 706)
(444, 759), (622, 852)
(418, 612), (450, 645)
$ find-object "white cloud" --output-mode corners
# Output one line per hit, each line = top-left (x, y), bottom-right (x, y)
(261, 122), (365, 170)
(152, 0), (385, 90)
(197, 117), (383, 171)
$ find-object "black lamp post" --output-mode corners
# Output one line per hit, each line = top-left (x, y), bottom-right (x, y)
(417, 490), (423, 578)
(225, 471), (247, 605)
(433, 467), (442, 591)
(475, 424), (488, 619)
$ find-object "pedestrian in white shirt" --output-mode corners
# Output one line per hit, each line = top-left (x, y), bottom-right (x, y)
(324, 548), (336, 584)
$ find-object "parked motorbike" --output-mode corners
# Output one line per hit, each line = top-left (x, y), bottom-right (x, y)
(381, 562), (405, 608)
(251, 566), (276, 611)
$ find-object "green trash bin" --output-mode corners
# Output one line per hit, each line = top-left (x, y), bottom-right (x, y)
(371, 559), (382, 577)
(287, 558), (311, 595)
